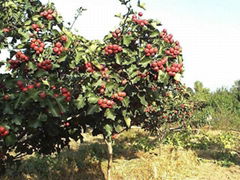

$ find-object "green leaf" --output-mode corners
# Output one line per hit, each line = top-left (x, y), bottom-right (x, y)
(12, 116), (22, 125)
(89, 44), (98, 52)
(75, 95), (86, 110)
(57, 55), (67, 63)
(55, 98), (67, 113)
(124, 117), (131, 128)
(114, 13), (122, 18)
(174, 73), (181, 81)
(46, 99), (59, 117)
(138, 2), (146, 10)
(32, 15), (40, 21)
(150, 30), (159, 38)
(88, 94), (99, 104)
(116, 53), (121, 64)
(103, 124), (112, 137)
(3, 104), (13, 114)
(29, 113), (47, 128)
(138, 95), (148, 106)
(131, 76), (140, 84)
(87, 104), (100, 115)
(122, 97), (130, 107)
(104, 108), (116, 121)
(24, 20), (32, 26)
(53, 63), (60, 69)
(42, 79), (50, 87)
(14, 94), (23, 109)
(114, 124), (124, 133)
(139, 57), (151, 68)
(158, 71), (169, 84)
(123, 35), (134, 46)
(5, 134), (17, 147)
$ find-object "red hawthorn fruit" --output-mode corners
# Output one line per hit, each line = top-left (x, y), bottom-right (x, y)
(64, 122), (70, 127)
(65, 96), (71, 102)
(47, 9), (53, 14)
(138, 12), (143, 16)
(27, 84), (35, 89)
(17, 80), (24, 87)
(98, 99), (103, 105)
(22, 87), (28, 92)
(35, 82), (41, 88)
(39, 92), (47, 99)
(51, 85), (57, 90)
(61, 88), (68, 94)
(2, 130), (9, 136)
(60, 35), (67, 41)
(55, 42), (62, 48)
(3, 95), (10, 101)
(99, 88), (105, 94)
(0, 126), (5, 133)
(118, 91), (126, 97)
(46, 14), (53, 20)
(121, 79), (128, 85)
(3, 28), (10, 33)
(117, 96), (124, 101)
(146, 44), (152, 49)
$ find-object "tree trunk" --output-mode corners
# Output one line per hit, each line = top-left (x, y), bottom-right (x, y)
(105, 139), (113, 180)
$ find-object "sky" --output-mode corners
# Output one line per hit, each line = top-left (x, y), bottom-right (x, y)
(2, 0), (240, 91)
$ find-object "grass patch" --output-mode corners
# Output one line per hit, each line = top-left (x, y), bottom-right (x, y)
(2, 128), (240, 180)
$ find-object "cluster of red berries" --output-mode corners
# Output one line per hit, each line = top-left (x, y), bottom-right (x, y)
(30, 39), (45, 54)
(40, 9), (54, 20)
(112, 29), (121, 39)
(150, 57), (168, 72)
(166, 63), (183, 76)
(99, 84), (106, 94)
(144, 44), (158, 56)
(16, 80), (40, 92)
(165, 46), (181, 57)
(111, 91), (126, 101)
(98, 98), (115, 108)
(61, 87), (71, 102)
(159, 29), (174, 44)
(137, 71), (149, 78)
(85, 62), (95, 73)
(9, 59), (21, 69)
(104, 44), (122, 55)
(53, 42), (65, 55)
(31, 24), (41, 32)
(9, 51), (30, 69)
(0, 126), (9, 137)
(99, 65), (110, 79)
(15, 51), (29, 62)
(37, 60), (52, 71)
(132, 12), (149, 26)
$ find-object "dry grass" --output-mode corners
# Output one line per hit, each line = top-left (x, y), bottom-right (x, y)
(2, 128), (240, 180)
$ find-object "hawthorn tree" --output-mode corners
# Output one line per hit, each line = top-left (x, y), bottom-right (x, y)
(0, 0), (193, 179)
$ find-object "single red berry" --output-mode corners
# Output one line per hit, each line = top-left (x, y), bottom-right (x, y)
(138, 12), (143, 16)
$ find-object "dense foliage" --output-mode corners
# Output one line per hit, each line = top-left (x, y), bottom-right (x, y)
(190, 81), (240, 129)
(0, 0), (193, 175)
